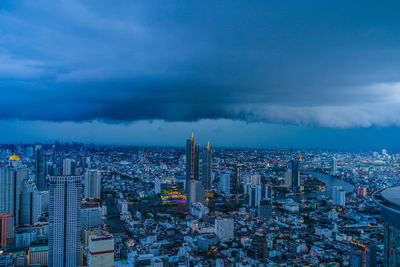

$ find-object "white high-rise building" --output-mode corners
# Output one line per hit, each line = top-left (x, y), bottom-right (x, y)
(332, 186), (346, 206)
(248, 185), (262, 208)
(331, 157), (338, 174)
(186, 179), (205, 211)
(84, 170), (101, 200)
(49, 176), (82, 267)
(62, 158), (73, 176)
(87, 234), (114, 267)
(219, 173), (230, 194)
(215, 218), (234, 242)
(0, 155), (28, 227)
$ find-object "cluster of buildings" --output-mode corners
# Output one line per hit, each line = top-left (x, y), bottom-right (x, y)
(0, 140), (399, 266)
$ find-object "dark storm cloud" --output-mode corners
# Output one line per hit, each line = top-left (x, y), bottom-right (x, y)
(2, 0), (400, 127)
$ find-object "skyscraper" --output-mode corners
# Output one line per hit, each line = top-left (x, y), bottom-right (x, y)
(186, 133), (200, 192)
(219, 173), (230, 194)
(201, 142), (211, 192)
(84, 170), (101, 200)
(0, 155), (28, 227)
(332, 186), (346, 206)
(49, 176), (82, 267)
(63, 158), (73, 176)
(35, 143), (46, 191)
(186, 179), (205, 211)
(291, 159), (300, 193)
(20, 178), (40, 226)
(214, 217), (234, 242)
(331, 157), (338, 174)
(0, 213), (12, 248)
(249, 185), (262, 208)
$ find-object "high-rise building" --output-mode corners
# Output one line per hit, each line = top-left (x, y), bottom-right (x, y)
(20, 179), (40, 226)
(0, 155), (28, 227)
(62, 158), (73, 176)
(87, 234), (114, 267)
(332, 186), (346, 206)
(233, 165), (241, 192)
(81, 207), (102, 229)
(0, 213), (12, 248)
(49, 176), (82, 267)
(258, 200), (272, 218)
(35, 143), (47, 191)
(291, 159), (300, 193)
(249, 185), (262, 208)
(248, 229), (267, 260)
(84, 170), (101, 200)
(284, 169), (292, 187)
(214, 218), (234, 242)
(186, 179), (205, 211)
(219, 173), (230, 195)
(349, 244), (377, 267)
(201, 142), (212, 192)
(331, 157), (338, 174)
(186, 133), (200, 192)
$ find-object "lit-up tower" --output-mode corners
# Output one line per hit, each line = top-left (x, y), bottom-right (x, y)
(186, 133), (200, 192)
(202, 142), (211, 192)
(35, 143), (47, 191)
(49, 176), (82, 267)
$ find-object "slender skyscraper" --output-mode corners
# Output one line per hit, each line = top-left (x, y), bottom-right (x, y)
(49, 175), (82, 267)
(291, 159), (300, 193)
(84, 170), (101, 200)
(202, 142), (212, 192)
(0, 155), (28, 227)
(186, 133), (200, 192)
(63, 158), (73, 176)
(20, 178), (40, 226)
(35, 143), (46, 191)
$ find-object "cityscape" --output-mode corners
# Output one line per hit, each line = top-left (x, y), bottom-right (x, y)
(3, 1), (400, 266)
(0, 136), (399, 266)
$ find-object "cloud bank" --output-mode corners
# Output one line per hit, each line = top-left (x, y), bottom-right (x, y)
(1, 0), (400, 128)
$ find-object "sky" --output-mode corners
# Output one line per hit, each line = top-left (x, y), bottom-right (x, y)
(1, 1), (400, 149)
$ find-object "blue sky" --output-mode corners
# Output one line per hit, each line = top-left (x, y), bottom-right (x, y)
(1, 1), (400, 149)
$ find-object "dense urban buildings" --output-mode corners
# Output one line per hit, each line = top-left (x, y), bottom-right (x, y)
(0, 140), (399, 266)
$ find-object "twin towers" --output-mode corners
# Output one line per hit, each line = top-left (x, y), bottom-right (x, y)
(185, 133), (211, 210)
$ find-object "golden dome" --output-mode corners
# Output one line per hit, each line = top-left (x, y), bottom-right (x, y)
(9, 155), (20, 161)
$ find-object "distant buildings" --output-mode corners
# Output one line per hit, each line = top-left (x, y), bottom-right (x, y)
(49, 175), (82, 267)
(214, 218), (234, 242)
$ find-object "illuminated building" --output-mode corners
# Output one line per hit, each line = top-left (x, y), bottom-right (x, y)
(156, 178), (185, 202)
(291, 159), (300, 193)
(49, 175), (82, 267)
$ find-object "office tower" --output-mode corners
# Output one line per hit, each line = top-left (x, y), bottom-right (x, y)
(20, 179), (40, 226)
(332, 186), (346, 206)
(84, 170), (101, 200)
(186, 133), (200, 192)
(262, 185), (273, 200)
(201, 142), (211, 191)
(0, 155), (28, 227)
(349, 245), (377, 267)
(291, 159), (300, 193)
(87, 234), (114, 267)
(331, 157), (338, 174)
(248, 185), (262, 208)
(0, 213), (12, 248)
(186, 179), (205, 211)
(214, 218), (234, 242)
(249, 230), (267, 260)
(49, 176), (82, 267)
(219, 173), (230, 194)
(63, 158), (73, 175)
(233, 165), (240, 192)
(39, 191), (49, 214)
(35, 143), (47, 191)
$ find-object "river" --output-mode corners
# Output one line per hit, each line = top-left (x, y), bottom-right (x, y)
(306, 171), (354, 198)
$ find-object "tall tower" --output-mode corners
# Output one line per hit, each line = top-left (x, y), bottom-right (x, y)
(20, 178), (40, 226)
(84, 170), (101, 200)
(186, 133), (200, 191)
(202, 142), (211, 192)
(35, 143), (46, 191)
(0, 155), (28, 228)
(291, 159), (300, 193)
(49, 176), (82, 267)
